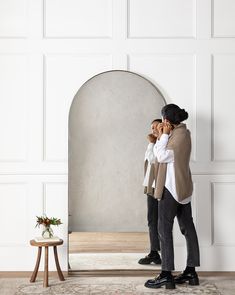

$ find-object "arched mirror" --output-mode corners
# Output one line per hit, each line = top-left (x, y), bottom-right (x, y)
(68, 70), (166, 273)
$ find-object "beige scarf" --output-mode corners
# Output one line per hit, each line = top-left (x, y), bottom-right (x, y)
(144, 160), (155, 197)
(144, 123), (193, 201)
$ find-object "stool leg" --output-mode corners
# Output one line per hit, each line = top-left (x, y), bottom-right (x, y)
(43, 246), (49, 287)
(53, 246), (65, 281)
(30, 246), (42, 283)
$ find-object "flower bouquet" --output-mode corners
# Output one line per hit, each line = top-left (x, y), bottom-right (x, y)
(36, 215), (62, 239)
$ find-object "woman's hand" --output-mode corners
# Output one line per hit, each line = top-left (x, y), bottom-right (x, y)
(163, 122), (172, 135)
(157, 123), (164, 139)
(147, 134), (157, 143)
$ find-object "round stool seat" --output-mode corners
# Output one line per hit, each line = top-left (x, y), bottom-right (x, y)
(30, 239), (63, 247)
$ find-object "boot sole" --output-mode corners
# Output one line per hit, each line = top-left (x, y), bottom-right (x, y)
(145, 281), (176, 289)
(189, 277), (200, 285)
(175, 277), (199, 286)
(138, 259), (161, 265)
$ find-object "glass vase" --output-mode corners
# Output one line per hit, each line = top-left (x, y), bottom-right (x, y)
(42, 225), (54, 239)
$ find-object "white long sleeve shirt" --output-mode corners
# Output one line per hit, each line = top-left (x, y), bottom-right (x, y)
(142, 143), (155, 187)
(153, 134), (191, 204)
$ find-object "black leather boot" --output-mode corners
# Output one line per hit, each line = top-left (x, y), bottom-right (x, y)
(138, 251), (161, 265)
(174, 271), (199, 285)
(145, 273), (176, 289)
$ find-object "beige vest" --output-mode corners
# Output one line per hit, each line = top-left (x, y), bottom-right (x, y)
(144, 160), (155, 197)
(144, 123), (193, 202)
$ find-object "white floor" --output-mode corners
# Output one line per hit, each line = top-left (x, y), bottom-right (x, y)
(69, 253), (161, 270)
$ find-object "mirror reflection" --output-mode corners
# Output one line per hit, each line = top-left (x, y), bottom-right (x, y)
(68, 70), (166, 272)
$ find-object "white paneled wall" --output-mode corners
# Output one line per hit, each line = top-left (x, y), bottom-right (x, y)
(44, 54), (112, 161)
(0, 0), (27, 37)
(212, 54), (235, 161)
(212, 183), (235, 246)
(128, 54), (197, 160)
(212, 0), (235, 37)
(128, 0), (196, 38)
(44, 0), (113, 38)
(0, 0), (235, 271)
(0, 54), (29, 161)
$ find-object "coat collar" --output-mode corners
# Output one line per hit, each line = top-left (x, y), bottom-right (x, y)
(169, 123), (187, 137)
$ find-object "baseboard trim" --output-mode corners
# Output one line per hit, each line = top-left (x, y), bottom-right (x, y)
(69, 270), (235, 277)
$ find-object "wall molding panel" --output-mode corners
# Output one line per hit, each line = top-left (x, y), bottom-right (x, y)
(0, 183), (28, 246)
(211, 181), (235, 246)
(0, 54), (30, 162)
(43, 0), (113, 39)
(128, 53), (197, 161)
(43, 182), (68, 244)
(127, 0), (196, 39)
(212, 0), (235, 38)
(211, 54), (235, 162)
(0, 0), (28, 38)
(43, 53), (113, 162)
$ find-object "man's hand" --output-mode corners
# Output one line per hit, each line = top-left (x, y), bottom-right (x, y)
(147, 134), (157, 143)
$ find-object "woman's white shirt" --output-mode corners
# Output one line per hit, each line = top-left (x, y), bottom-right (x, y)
(143, 143), (155, 187)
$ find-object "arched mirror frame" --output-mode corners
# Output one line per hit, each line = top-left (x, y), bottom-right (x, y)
(68, 70), (166, 272)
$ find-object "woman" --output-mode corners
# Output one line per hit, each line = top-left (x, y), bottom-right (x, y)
(139, 119), (162, 265)
(145, 104), (200, 290)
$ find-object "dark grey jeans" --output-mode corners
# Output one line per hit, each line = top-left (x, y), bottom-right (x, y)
(158, 188), (200, 271)
(147, 194), (160, 251)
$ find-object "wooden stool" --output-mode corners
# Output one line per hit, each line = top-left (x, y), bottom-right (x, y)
(30, 239), (65, 287)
